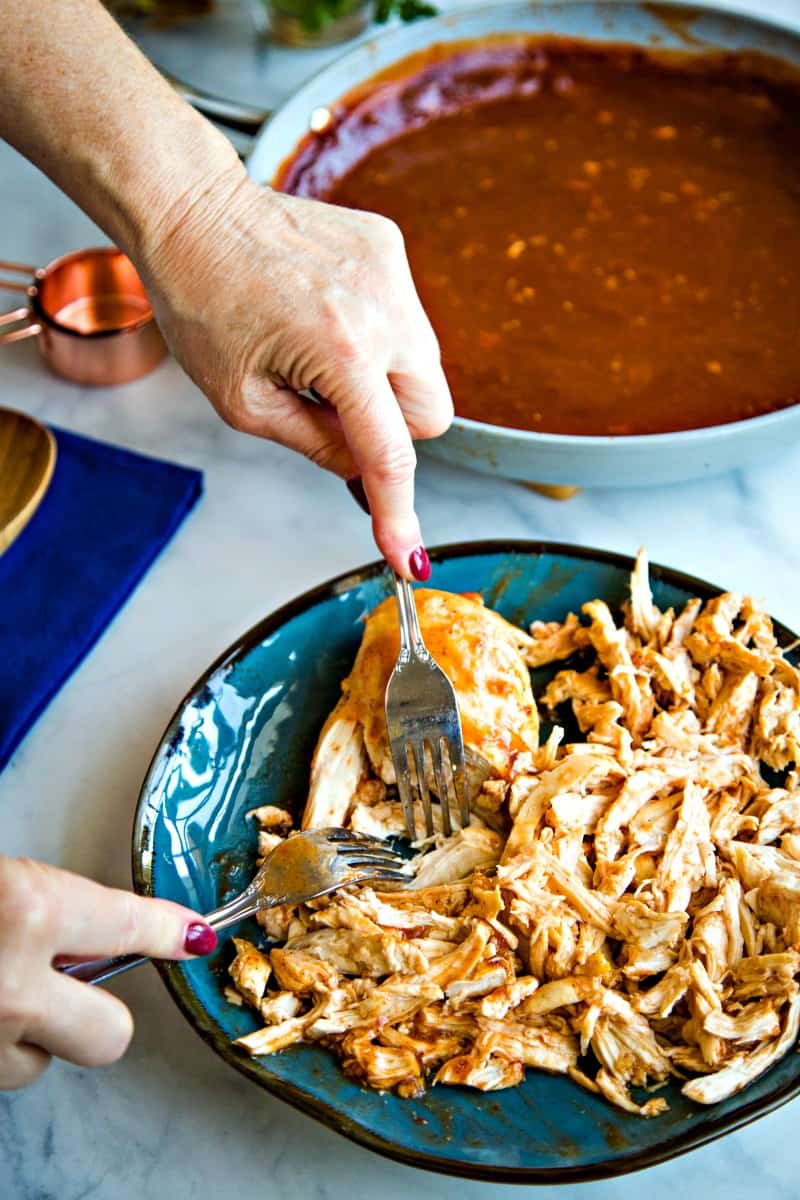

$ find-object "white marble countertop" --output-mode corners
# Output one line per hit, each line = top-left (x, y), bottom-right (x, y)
(3, 1), (800, 1197)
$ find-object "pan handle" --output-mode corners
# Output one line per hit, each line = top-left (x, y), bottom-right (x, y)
(0, 263), (41, 344)
(160, 67), (270, 159)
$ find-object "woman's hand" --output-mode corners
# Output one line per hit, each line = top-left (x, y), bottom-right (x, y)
(0, 856), (217, 1091)
(139, 171), (453, 579)
(0, 1), (453, 577)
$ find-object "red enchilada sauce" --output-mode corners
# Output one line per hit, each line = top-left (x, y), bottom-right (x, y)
(278, 43), (800, 436)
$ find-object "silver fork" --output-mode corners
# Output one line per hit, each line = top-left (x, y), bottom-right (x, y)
(385, 571), (468, 841)
(58, 829), (409, 986)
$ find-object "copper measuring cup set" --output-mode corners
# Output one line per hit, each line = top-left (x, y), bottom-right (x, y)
(0, 247), (166, 385)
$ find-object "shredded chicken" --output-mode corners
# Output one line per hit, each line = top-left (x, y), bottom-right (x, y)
(226, 551), (800, 1118)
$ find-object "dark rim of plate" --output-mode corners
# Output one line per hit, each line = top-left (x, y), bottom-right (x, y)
(132, 539), (800, 1184)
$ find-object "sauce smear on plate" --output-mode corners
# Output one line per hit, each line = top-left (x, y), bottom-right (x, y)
(279, 43), (800, 436)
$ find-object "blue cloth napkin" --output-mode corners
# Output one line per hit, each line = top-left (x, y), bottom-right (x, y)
(0, 425), (202, 771)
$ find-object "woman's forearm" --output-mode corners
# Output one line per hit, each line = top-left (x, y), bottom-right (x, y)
(0, 0), (243, 263)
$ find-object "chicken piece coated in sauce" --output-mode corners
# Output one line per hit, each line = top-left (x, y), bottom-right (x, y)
(302, 589), (539, 829)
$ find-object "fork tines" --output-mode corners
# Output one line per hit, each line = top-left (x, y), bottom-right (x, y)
(385, 573), (468, 842)
(401, 734), (467, 841)
(326, 828), (408, 877)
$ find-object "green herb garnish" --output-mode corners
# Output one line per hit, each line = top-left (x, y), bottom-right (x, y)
(283, 0), (437, 34)
(373, 0), (437, 24)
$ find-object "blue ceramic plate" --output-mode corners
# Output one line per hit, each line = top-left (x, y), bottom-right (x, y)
(133, 542), (800, 1182)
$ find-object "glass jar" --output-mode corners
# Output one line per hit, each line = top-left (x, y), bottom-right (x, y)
(259, 0), (371, 47)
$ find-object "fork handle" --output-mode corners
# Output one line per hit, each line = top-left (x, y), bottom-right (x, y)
(57, 890), (262, 986)
(58, 953), (150, 985)
(393, 571), (428, 660)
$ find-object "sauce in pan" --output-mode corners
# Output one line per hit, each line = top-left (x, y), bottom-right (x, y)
(279, 42), (800, 437)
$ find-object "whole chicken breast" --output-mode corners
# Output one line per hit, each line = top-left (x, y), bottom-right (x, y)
(302, 588), (539, 829)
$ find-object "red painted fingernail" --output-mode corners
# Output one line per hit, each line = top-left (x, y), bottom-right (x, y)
(345, 477), (371, 515)
(184, 922), (217, 956)
(409, 545), (431, 582)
